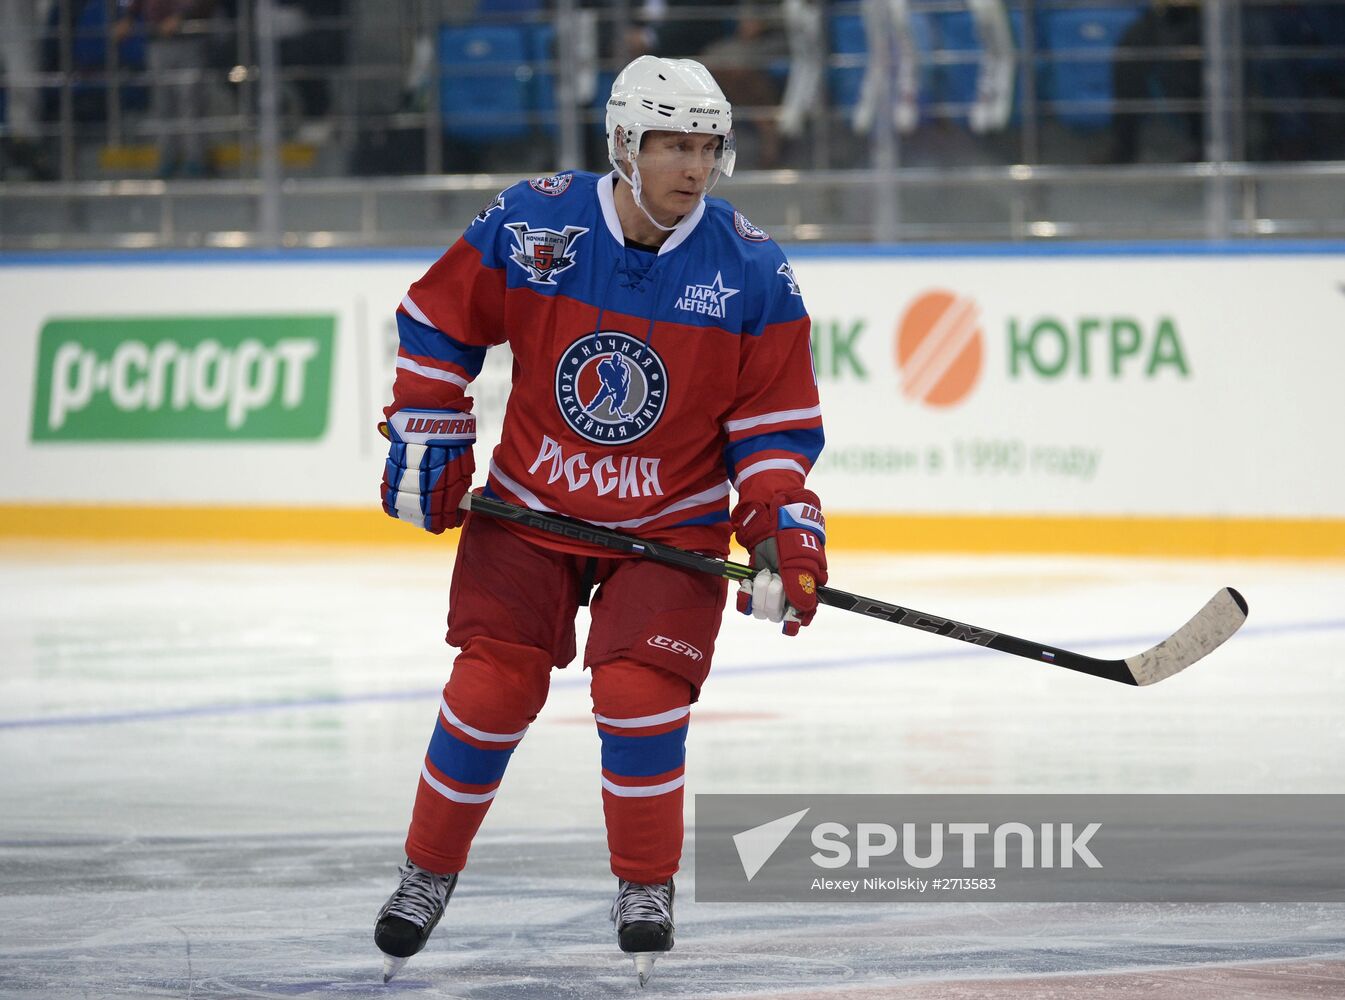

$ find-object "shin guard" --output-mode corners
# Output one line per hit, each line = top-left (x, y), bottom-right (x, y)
(405, 637), (552, 873)
(590, 659), (694, 884)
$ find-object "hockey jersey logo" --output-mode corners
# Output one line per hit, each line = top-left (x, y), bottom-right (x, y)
(734, 210), (770, 242)
(529, 173), (574, 196)
(556, 332), (667, 444)
(472, 191), (504, 225)
(529, 435), (664, 499)
(506, 223), (589, 284)
(675, 272), (740, 320)
(777, 261), (803, 296)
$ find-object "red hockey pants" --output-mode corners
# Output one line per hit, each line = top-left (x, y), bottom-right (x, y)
(402, 514), (724, 883)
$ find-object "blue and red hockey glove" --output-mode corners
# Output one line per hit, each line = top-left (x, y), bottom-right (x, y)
(379, 408), (475, 534)
(731, 488), (828, 636)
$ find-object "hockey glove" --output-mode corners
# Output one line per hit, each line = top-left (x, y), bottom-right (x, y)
(731, 488), (827, 636)
(380, 408), (476, 534)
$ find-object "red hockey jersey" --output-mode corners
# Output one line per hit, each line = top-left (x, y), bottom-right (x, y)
(388, 170), (824, 556)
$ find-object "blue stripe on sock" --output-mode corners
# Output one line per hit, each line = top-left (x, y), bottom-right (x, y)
(426, 719), (515, 786)
(598, 723), (688, 778)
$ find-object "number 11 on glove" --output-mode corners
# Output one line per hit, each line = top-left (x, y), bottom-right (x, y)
(731, 489), (828, 636)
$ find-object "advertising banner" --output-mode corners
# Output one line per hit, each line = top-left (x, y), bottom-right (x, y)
(31, 315), (336, 441)
(2, 249), (1342, 543)
(795, 253), (1345, 518)
(1, 259), (441, 507)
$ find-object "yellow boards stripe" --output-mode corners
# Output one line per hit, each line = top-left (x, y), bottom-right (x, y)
(0, 505), (1342, 559)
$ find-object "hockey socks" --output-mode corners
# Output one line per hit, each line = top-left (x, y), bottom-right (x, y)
(402, 652), (690, 911)
(591, 659), (693, 883)
(404, 636), (552, 873)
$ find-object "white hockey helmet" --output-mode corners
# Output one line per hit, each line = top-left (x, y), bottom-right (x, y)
(606, 55), (736, 183)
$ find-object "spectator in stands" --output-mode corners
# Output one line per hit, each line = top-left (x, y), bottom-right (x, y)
(1243, 1), (1345, 161)
(114, 0), (217, 176)
(1106, 0), (1203, 163)
(277, 0), (346, 123)
(210, 0), (345, 120)
(632, 0), (789, 167)
(1, 0), (55, 179)
(569, 1), (647, 64)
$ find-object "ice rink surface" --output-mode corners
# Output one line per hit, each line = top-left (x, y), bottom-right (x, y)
(2, 540), (1343, 999)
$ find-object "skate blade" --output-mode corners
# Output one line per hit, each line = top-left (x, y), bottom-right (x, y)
(382, 954), (410, 983)
(633, 952), (657, 987)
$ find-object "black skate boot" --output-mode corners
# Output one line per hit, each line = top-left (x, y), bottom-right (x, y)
(610, 877), (675, 987)
(374, 860), (458, 982)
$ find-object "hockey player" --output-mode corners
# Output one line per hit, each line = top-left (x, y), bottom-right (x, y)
(374, 55), (827, 986)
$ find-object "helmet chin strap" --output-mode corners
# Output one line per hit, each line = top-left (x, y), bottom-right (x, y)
(623, 158), (692, 235)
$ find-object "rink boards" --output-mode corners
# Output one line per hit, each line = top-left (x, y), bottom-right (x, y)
(2, 243), (1343, 557)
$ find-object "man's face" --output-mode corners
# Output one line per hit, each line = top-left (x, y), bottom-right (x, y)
(632, 129), (723, 222)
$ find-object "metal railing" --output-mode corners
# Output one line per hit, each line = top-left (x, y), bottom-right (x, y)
(1, 0), (1343, 248)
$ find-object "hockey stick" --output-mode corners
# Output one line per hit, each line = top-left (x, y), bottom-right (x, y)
(461, 493), (1248, 686)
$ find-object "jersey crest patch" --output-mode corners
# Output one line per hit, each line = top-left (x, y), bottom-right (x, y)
(556, 332), (668, 444)
(529, 173), (574, 196)
(734, 210), (770, 242)
(675, 271), (740, 320)
(777, 261), (803, 296)
(472, 191), (505, 225)
(506, 222), (588, 284)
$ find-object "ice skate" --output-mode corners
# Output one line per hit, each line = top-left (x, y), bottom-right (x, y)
(610, 878), (674, 987)
(374, 860), (458, 983)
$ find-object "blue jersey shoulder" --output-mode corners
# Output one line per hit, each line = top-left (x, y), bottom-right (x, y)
(704, 197), (775, 245)
(469, 170), (598, 227)
(699, 197), (805, 314)
(500, 170), (599, 216)
(465, 170), (599, 260)
(701, 197), (790, 268)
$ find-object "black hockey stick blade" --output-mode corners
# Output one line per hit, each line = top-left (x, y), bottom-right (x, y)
(460, 493), (1249, 686)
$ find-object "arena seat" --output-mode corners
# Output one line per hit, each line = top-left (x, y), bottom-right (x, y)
(1038, 5), (1146, 130)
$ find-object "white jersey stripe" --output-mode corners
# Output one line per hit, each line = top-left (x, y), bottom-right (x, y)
(595, 705), (691, 729)
(440, 696), (529, 743)
(596, 171), (625, 245)
(489, 464), (729, 531)
(734, 458), (806, 489)
(488, 463), (555, 514)
(601, 774), (686, 798)
(421, 763), (497, 804)
(396, 356), (469, 389)
(657, 197), (706, 255)
(400, 292), (435, 329)
(723, 405), (823, 434)
(600, 482), (730, 530)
